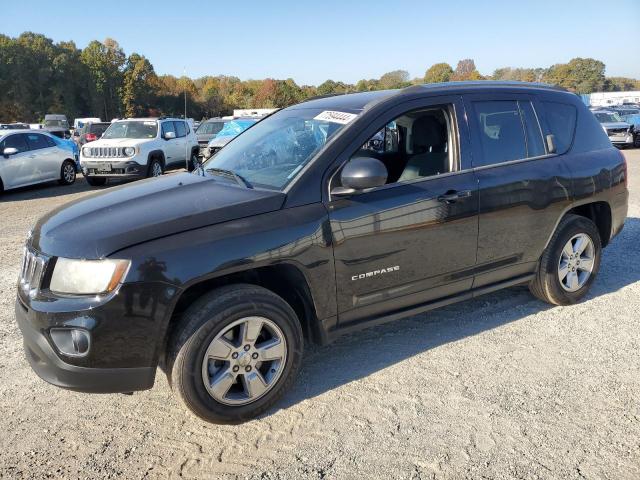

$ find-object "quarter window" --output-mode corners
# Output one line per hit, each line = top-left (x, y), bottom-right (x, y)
(542, 101), (577, 154)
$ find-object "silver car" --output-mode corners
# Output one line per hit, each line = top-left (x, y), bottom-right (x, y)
(0, 130), (77, 193)
(593, 110), (634, 147)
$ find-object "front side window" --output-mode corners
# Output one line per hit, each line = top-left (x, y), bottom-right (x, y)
(202, 108), (349, 190)
(26, 133), (50, 150)
(1, 134), (29, 153)
(345, 106), (455, 185)
(103, 121), (158, 139)
(161, 121), (176, 138)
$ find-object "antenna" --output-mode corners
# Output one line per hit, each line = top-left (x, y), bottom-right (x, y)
(184, 66), (189, 171)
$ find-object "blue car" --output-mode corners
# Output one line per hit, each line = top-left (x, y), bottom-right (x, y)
(49, 135), (80, 171)
(622, 114), (640, 148)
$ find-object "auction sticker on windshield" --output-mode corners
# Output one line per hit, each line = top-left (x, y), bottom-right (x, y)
(313, 111), (358, 124)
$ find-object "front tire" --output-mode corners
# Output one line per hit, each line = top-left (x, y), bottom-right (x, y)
(529, 214), (602, 305)
(167, 284), (303, 424)
(58, 160), (76, 185)
(147, 158), (163, 177)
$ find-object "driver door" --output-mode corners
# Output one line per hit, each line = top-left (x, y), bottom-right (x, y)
(325, 96), (479, 327)
(0, 133), (31, 189)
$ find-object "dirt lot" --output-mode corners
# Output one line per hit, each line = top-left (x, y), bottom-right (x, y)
(1, 151), (639, 480)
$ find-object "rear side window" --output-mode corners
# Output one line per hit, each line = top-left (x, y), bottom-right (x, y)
(174, 121), (187, 138)
(1, 134), (29, 153)
(541, 101), (577, 154)
(26, 133), (50, 150)
(518, 101), (545, 157)
(474, 101), (526, 166)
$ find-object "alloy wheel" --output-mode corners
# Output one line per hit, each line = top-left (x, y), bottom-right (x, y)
(557, 233), (595, 292)
(152, 162), (162, 177)
(63, 163), (76, 183)
(201, 316), (287, 406)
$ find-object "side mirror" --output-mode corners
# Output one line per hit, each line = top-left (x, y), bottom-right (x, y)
(3, 147), (18, 157)
(164, 131), (176, 140)
(331, 157), (388, 197)
(546, 134), (557, 154)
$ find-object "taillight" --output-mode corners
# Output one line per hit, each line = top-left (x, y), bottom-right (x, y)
(85, 133), (97, 142)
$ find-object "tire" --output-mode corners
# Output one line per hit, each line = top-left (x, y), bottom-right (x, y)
(58, 160), (76, 185)
(529, 214), (602, 305)
(167, 284), (304, 424)
(634, 134), (640, 149)
(188, 151), (200, 172)
(85, 176), (107, 187)
(147, 157), (164, 177)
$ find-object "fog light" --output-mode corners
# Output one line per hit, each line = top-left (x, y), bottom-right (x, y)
(50, 328), (90, 357)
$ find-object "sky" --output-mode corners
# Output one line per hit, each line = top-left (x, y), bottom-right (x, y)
(2, 0), (639, 85)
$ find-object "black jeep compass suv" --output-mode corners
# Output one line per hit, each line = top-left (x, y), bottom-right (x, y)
(16, 82), (628, 423)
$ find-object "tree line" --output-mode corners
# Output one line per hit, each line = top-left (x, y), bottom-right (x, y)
(1, 32), (639, 123)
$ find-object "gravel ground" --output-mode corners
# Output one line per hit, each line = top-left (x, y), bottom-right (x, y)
(1, 152), (639, 480)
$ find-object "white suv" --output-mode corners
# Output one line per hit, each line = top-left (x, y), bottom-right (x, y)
(80, 117), (199, 186)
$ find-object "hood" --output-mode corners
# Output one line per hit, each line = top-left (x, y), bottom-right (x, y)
(601, 122), (630, 130)
(87, 137), (156, 148)
(31, 173), (286, 259)
(208, 136), (234, 148)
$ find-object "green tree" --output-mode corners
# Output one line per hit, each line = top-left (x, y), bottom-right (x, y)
(543, 57), (605, 94)
(452, 59), (483, 81)
(379, 70), (410, 89)
(81, 38), (125, 119)
(121, 53), (157, 117)
(424, 63), (453, 83)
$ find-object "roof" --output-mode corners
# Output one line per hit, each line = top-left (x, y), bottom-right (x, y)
(292, 81), (568, 112)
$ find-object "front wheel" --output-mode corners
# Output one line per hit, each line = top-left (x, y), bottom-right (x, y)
(147, 158), (164, 178)
(167, 284), (303, 424)
(529, 214), (602, 305)
(58, 160), (76, 185)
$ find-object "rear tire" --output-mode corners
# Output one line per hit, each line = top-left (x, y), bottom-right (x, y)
(58, 160), (76, 185)
(85, 176), (107, 186)
(188, 151), (200, 172)
(167, 284), (303, 424)
(529, 214), (602, 305)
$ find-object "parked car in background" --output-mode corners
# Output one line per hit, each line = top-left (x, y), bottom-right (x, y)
(15, 82), (627, 423)
(75, 122), (110, 146)
(203, 118), (258, 158)
(43, 114), (71, 140)
(621, 113), (640, 147)
(0, 130), (76, 192)
(195, 118), (228, 154)
(80, 117), (199, 186)
(73, 117), (101, 131)
(1, 123), (30, 130)
(593, 110), (634, 147)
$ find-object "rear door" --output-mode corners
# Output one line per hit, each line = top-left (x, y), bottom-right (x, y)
(0, 133), (31, 188)
(326, 95), (479, 326)
(25, 133), (59, 181)
(464, 93), (573, 288)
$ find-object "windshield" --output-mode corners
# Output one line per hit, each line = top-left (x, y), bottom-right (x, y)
(197, 121), (226, 135)
(202, 108), (354, 190)
(103, 121), (158, 139)
(595, 112), (622, 123)
(44, 119), (68, 128)
(214, 119), (257, 138)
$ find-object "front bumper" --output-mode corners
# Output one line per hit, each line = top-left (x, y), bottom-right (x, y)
(81, 159), (146, 178)
(15, 298), (155, 393)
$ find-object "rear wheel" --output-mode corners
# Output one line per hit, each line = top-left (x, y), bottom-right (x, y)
(529, 214), (602, 305)
(147, 158), (163, 177)
(85, 176), (107, 186)
(167, 284), (303, 424)
(58, 160), (76, 185)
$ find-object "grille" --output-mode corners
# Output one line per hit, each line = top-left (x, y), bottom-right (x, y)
(608, 128), (628, 135)
(88, 146), (125, 158)
(18, 248), (48, 297)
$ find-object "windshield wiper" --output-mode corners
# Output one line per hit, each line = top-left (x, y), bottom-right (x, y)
(205, 168), (253, 188)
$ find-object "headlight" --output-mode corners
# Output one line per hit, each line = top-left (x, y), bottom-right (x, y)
(82, 147), (91, 157)
(124, 146), (136, 156)
(50, 258), (130, 295)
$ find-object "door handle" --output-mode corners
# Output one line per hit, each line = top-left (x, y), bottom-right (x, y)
(437, 190), (471, 204)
